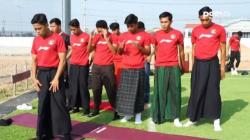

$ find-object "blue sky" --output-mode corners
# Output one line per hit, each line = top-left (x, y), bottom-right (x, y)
(0, 0), (250, 32)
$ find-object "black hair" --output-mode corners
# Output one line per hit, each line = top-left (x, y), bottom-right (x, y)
(159, 12), (173, 21)
(31, 13), (48, 25)
(69, 19), (80, 27)
(49, 18), (61, 25)
(109, 22), (120, 31)
(138, 21), (145, 29)
(199, 6), (212, 17)
(124, 14), (138, 25)
(238, 31), (243, 37)
(96, 20), (108, 29)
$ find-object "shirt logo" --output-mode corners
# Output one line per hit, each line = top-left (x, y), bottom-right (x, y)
(72, 43), (81, 47)
(211, 29), (217, 34)
(97, 41), (107, 45)
(48, 39), (55, 45)
(199, 34), (213, 39)
(38, 46), (49, 51)
(160, 39), (172, 43)
(80, 38), (85, 43)
(171, 34), (176, 39)
(125, 40), (136, 44)
(136, 36), (141, 41)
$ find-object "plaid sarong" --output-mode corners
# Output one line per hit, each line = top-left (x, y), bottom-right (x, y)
(116, 68), (145, 116)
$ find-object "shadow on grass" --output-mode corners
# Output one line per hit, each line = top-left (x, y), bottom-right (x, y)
(180, 99), (248, 125)
(221, 99), (248, 124)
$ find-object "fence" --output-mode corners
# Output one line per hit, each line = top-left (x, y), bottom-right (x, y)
(0, 55), (33, 102)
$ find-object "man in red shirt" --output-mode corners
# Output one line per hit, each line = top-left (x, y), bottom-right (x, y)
(109, 22), (122, 86)
(49, 18), (71, 108)
(30, 13), (71, 140)
(137, 21), (154, 107)
(228, 31), (242, 75)
(150, 12), (185, 127)
(184, 6), (226, 131)
(88, 20), (119, 120)
(116, 14), (151, 124)
(66, 19), (90, 116)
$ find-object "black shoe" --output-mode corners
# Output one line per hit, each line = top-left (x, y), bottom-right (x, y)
(82, 109), (90, 116)
(112, 111), (120, 120)
(87, 110), (99, 117)
(71, 108), (80, 113)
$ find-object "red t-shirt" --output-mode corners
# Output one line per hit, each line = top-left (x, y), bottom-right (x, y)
(119, 31), (150, 69)
(140, 31), (154, 61)
(191, 23), (226, 60)
(112, 33), (123, 63)
(92, 33), (117, 65)
(154, 29), (184, 67)
(70, 32), (90, 66)
(229, 35), (240, 52)
(31, 33), (66, 67)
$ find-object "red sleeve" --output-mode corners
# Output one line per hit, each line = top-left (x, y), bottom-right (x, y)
(191, 29), (196, 44)
(229, 36), (233, 46)
(92, 34), (99, 46)
(153, 34), (157, 46)
(143, 35), (150, 47)
(31, 38), (37, 54)
(219, 27), (227, 43)
(118, 34), (124, 44)
(86, 34), (90, 44)
(178, 32), (184, 46)
(110, 34), (118, 46)
(56, 35), (66, 53)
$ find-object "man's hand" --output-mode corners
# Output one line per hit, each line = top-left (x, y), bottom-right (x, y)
(90, 30), (95, 38)
(32, 78), (42, 92)
(146, 56), (151, 63)
(220, 67), (225, 80)
(49, 78), (59, 93)
(102, 29), (108, 40)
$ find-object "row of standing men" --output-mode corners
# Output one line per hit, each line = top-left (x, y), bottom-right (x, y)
(30, 6), (226, 140)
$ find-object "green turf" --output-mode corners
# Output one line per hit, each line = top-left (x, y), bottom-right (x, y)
(1, 73), (250, 140)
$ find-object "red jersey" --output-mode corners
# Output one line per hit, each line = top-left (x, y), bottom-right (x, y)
(229, 35), (240, 52)
(31, 33), (66, 67)
(92, 33), (117, 65)
(119, 31), (150, 69)
(70, 32), (90, 66)
(112, 33), (123, 63)
(191, 23), (226, 60)
(154, 29), (184, 67)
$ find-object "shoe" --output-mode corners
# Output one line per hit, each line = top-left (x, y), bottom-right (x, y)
(71, 108), (80, 113)
(112, 111), (120, 120)
(214, 119), (222, 132)
(173, 118), (183, 127)
(16, 103), (32, 110)
(120, 116), (132, 123)
(87, 110), (99, 117)
(183, 120), (196, 127)
(82, 109), (90, 116)
(135, 113), (142, 124)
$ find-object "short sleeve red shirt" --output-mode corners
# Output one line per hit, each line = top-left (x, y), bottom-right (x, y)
(191, 23), (226, 59)
(118, 31), (150, 69)
(154, 29), (184, 67)
(92, 33), (117, 65)
(31, 33), (66, 67)
(112, 33), (123, 63)
(70, 32), (90, 66)
(229, 35), (240, 52)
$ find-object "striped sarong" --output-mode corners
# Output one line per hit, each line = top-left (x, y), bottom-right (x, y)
(151, 66), (182, 124)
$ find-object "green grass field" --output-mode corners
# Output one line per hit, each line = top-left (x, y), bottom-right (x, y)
(1, 73), (250, 140)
